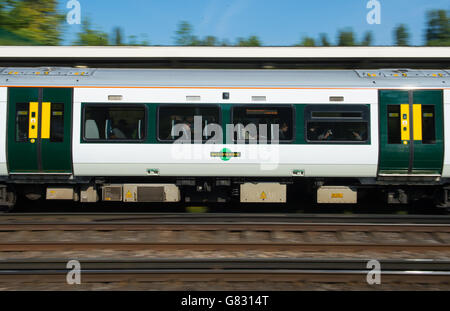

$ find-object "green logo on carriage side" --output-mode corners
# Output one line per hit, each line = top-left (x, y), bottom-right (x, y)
(210, 148), (241, 161)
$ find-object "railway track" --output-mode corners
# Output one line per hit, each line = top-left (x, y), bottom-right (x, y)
(0, 258), (449, 284)
(2, 212), (450, 224)
(0, 213), (448, 253)
(0, 213), (449, 289)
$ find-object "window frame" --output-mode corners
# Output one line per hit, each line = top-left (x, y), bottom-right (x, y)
(230, 104), (296, 144)
(156, 104), (222, 143)
(304, 104), (370, 144)
(421, 104), (436, 145)
(81, 103), (148, 143)
(15, 102), (30, 143)
(386, 104), (402, 145)
(49, 102), (65, 143)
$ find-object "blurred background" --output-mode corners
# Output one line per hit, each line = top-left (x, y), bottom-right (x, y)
(0, 0), (448, 47)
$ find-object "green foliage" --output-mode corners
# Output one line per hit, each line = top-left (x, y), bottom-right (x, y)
(113, 27), (124, 45)
(337, 29), (355, 46)
(174, 21), (261, 46)
(73, 17), (108, 46)
(361, 31), (373, 46)
(394, 24), (410, 46)
(0, 0), (64, 45)
(0, 27), (38, 45)
(319, 33), (330, 46)
(174, 21), (199, 45)
(425, 9), (450, 46)
(111, 29), (150, 46)
(0, 4), (448, 47)
(297, 36), (315, 46)
(200, 36), (218, 46)
(236, 35), (261, 46)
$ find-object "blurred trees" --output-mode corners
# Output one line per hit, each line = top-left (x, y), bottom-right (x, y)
(73, 17), (108, 45)
(296, 36), (315, 46)
(361, 31), (373, 46)
(0, 3), (448, 47)
(110, 28), (149, 46)
(174, 21), (198, 45)
(319, 33), (330, 46)
(296, 30), (373, 46)
(337, 29), (356, 46)
(394, 24), (410, 46)
(425, 9), (450, 46)
(236, 35), (261, 46)
(0, 0), (63, 45)
(113, 27), (124, 46)
(174, 21), (261, 46)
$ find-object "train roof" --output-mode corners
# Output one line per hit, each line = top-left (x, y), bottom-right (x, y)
(0, 46), (449, 58)
(0, 46), (450, 69)
(1, 67), (449, 89)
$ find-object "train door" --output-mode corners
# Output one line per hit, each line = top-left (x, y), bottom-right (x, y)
(7, 88), (73, 173)
(378, 89), (444, 175)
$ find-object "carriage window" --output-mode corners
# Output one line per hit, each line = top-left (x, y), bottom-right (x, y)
(15, 103), (29, 142)
(387, 105), (401, 144)
(83, 105), (146, 141)
(305, 104), (369, 143)
(231, 106), (294, 143)
(307, 122), (368, 141)
(50, 103), (64, 142)
(158, 105), (220, 142)
(422, 105), (436, 144)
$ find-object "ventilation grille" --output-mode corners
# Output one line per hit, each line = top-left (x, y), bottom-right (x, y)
(252, 96), (266, 101)
(137, 186), (165, 202)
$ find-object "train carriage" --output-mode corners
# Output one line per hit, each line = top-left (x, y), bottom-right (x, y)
(0, 66), (449, 208)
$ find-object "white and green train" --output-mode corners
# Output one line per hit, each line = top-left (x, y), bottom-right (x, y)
(0, 67), (449, 208)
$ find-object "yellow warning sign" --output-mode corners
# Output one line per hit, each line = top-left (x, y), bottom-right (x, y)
(260, 191), (267, 200)
(126, 191), (133, 199)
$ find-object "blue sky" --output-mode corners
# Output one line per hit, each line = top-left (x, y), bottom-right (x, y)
(59, 0), (450, 46)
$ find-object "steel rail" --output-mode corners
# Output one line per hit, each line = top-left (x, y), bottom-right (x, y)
(2, 212), (450, 223)
(0, 222), (449, 232)
(1, 258), (450, 270)
(0, 259), (449, 284)
(0, 242), (449, 252)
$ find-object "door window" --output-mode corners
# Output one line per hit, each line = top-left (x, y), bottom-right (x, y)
(387, 105), (401, 144)
(15, 103), (29, 142)
(422, 105), (436, 144)
(50, 103), (64, 142)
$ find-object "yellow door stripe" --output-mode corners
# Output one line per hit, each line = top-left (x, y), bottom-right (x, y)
(28, 102), (39, 139)
(413, 104), (422, 141)
(41, 102), (51, 139)
(400, 104), (410, 142)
